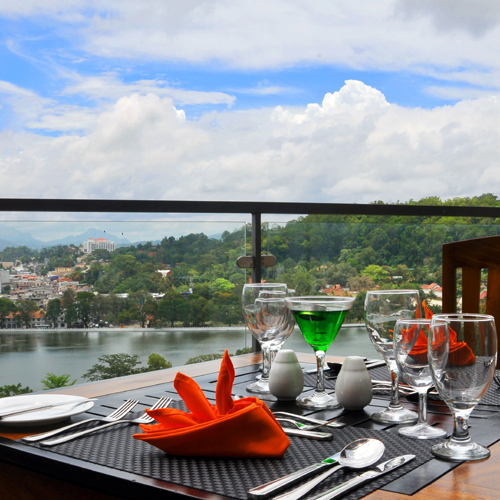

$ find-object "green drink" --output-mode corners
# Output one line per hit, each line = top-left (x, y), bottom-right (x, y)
(286, 295), (355, 409)
(293, 310), (349, 351)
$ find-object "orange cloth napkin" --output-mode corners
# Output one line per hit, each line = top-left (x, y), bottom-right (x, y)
(423, 300), (476, 366)
(133, 351), (290, 458)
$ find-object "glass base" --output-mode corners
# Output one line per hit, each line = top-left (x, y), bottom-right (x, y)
(246, 379), (270, 394)
(432, 438), (490, 461)
(399, 422), (447, 440)
(371, 405), (418, 424)
(296, 391), (340, 410)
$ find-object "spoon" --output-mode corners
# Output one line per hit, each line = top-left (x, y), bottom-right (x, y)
(272, 438), (385, 500)
(247, 438), (384, 500)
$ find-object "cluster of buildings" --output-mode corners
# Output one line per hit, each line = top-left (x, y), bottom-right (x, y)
(0, 238), (112, 328)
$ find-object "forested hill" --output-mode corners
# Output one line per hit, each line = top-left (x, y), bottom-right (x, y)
(1, 194), (499, 326)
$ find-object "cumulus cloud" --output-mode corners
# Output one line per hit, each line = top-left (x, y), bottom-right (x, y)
(2, 0), (500, 93)
(1, 80), (499, 204)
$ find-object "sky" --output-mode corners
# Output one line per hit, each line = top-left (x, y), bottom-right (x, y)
(1, 0), (500, 218)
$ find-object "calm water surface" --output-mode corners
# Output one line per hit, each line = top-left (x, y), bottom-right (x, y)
(0, 326), (380, 391)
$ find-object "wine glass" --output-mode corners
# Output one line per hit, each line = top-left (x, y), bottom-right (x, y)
(394, 318), (447, 439)
(242, 283), (294, 393)
(364, 290), (419, 424)
(429, 313), (497, 461)
(285, 295), (355, 409)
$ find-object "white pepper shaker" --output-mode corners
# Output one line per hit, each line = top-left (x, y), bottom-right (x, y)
(269, 349), (304, 401)
(335, 356), (373, 410)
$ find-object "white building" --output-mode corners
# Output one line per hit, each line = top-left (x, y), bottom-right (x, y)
(0, 269), (9, 290)
(82, 238), (116, 254)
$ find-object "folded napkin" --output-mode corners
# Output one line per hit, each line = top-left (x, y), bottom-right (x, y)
(423, 300), (476, 366)
(133, 351), (290, 458)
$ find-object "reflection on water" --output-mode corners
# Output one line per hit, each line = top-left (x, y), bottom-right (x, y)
(0, 326), (379, 391)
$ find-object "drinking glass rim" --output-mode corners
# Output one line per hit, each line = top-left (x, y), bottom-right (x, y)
(365, 289), (420, 295)
(285, 295), (355, 305)
(431, 313), (495, 323)
(242, 283), (288, 288)
(396, 317), (431, 325)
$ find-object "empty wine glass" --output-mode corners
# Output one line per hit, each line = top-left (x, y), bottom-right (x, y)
(242, 283), (294, 393)
(364, 290), (419, 424)
(429, 313), (497, 461)
(394, 318), (447, 439)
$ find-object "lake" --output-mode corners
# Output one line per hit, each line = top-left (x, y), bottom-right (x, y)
(0, 325), (381, 391)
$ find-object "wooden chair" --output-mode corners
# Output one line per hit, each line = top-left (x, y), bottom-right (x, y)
(442, 235), (500, 364)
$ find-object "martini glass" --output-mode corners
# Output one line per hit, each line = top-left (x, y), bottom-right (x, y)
(242, 283), (293, 393)
(285, 295), (355, 409)
(429, 313), (497, 461)
(364, 290), (419, 424)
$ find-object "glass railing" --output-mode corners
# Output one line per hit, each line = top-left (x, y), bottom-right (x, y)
(1, 199), (500, 393)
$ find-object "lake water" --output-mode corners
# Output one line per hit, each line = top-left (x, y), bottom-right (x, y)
(0, 325), (381, 391)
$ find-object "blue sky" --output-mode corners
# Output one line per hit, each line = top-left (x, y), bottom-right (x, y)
(0, 0), (500, 210)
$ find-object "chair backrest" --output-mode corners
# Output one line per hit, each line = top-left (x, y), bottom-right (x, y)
(442, 235), (500, 364)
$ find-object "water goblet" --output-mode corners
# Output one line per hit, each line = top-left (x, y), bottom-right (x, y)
(429, 313), (497, 461)
(285, 295), (355, 409)
(364, 290), (419, 424)
(394, 318), (447, 439)
(242, 283), (294, 393)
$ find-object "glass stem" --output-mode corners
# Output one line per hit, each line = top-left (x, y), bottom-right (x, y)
(418, 391), (428, 425)
(451, 410), (472, 443)
(315, 350), (326, 394)
(261, 346), (271, 382)
(387, 360), (402, 409)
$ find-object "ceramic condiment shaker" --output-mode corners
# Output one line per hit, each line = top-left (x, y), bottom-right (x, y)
(335, 356), (373, 410)
(269, 349), (304, 401)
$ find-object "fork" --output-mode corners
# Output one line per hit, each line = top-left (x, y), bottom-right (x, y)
(276, 417), (346, 431)
(22, 399), (139, 443)
(40, 396), (173, 447)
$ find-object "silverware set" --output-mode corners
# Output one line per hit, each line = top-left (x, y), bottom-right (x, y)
(248, 437), (414, 500)
(23, 396), (172, 447)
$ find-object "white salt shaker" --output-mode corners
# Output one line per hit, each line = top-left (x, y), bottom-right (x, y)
(269, 349), (304, 401)
(335, 356), (373, 410)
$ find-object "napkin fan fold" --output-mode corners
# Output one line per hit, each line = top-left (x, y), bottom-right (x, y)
(134, 351), (290, 458)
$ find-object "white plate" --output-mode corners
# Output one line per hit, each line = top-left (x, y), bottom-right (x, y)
(0, 394), (94, 427)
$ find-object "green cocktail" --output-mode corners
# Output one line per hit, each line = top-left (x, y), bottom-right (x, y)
(286, 296), (355, 409)
(293, 310), (349, 352)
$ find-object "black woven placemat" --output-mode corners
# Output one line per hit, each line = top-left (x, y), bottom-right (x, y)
(24, 403), (439, 500)
(304, 366), (500, 407)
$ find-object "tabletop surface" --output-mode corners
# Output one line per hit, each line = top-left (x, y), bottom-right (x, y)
(1, 352), (500, 500)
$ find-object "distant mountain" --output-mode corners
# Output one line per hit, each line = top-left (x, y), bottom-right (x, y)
(44, 228), (132, 247)
(0, 224), (44, 250)
(0, 224), (131, 250)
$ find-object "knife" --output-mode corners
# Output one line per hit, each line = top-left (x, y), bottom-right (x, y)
(247, 447), (346, 499)
(0, 398), (96, 420)
(282, 428), (333, 441)
(307, 454), (415, 500)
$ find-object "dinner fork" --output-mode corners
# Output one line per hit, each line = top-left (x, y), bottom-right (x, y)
(22, 399), (139, 443)
(40, 396), (173, 447)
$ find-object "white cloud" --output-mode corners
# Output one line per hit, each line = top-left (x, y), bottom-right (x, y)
(1, 80), (499, 205)
(2, 0), (500, 91)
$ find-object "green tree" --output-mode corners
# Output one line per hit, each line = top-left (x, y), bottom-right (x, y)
(75, 291), (95, 327)
(146, 353), (172, 371)
(0, 383), (33, 398)
(45, 298), (62, 328)
(16, 300), (39, 328)
(41, 373), (77, 390)
(0, 298), (16, 329)
(82, 353), (144, 381)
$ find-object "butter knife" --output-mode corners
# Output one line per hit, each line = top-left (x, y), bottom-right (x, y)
(0, 398), (96, 420)
(307, 454), (415, 500)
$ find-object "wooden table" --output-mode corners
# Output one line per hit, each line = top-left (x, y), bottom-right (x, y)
(0, 352), (498, 500)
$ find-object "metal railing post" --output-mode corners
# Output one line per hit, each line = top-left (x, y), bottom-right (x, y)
(251, 212), (262, 352)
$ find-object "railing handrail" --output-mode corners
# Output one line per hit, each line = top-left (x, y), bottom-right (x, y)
(1, 198), (500, 218)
